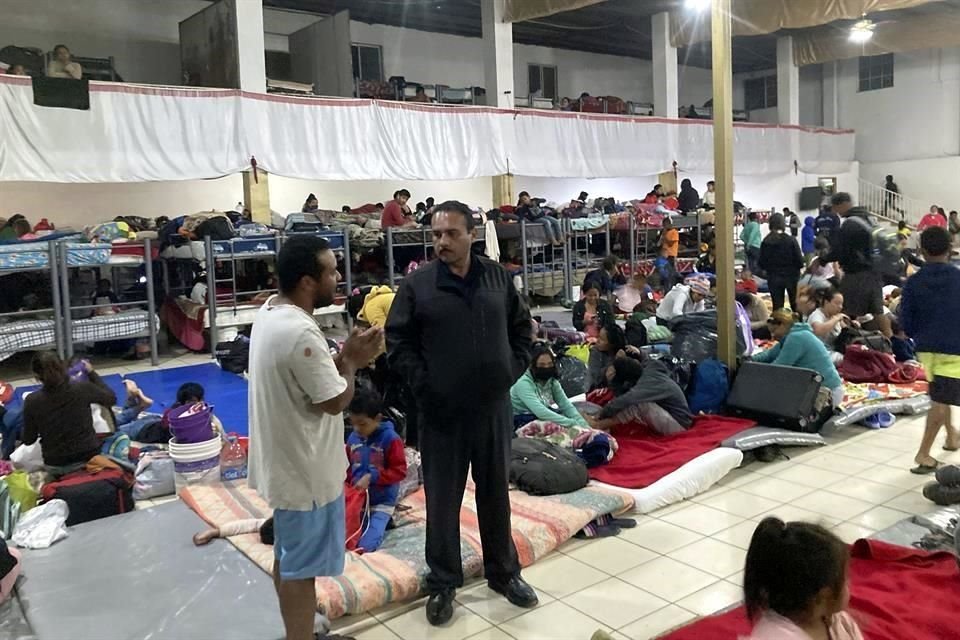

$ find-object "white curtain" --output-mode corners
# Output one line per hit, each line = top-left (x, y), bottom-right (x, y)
(0, 77), (855, 183)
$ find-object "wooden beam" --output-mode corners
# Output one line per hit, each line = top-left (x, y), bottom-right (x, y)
(712, 0), (737, 369)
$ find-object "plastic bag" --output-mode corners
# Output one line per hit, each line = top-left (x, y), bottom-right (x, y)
(3, 470), (38, 513)
(133, 451), (175, 500)
(669, 310), (747, 364)
(12, 499), (69, 549)
(10, 442), (43, 473)
(557, 355), (588, 398)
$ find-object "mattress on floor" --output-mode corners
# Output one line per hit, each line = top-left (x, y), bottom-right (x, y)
(16, 501), (285, 640)
(181, 478), (633, 619)
(590, 447), (743, 514)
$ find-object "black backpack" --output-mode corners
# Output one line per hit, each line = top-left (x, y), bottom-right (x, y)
(215, 335), (250, 373)
(509, 438), (588, 496)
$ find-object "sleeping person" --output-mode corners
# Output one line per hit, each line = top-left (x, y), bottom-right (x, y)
(511, 344), (588, 428)
(587, 356), (693, 436)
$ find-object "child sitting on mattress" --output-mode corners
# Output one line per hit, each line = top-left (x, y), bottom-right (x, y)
(346, 386), (407, 553)
(743, 517), (863, 640)
(114, 380), (223, 443)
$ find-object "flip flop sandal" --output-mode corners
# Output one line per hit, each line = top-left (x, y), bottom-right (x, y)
(911, 461), (941, 475)
(944, 445), (959, 452)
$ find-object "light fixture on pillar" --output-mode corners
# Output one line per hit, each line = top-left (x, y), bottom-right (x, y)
(685, 0), (710, 11)
(849, 19), (875, 43)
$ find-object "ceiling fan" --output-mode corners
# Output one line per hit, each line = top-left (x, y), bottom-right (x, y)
(848, 14), (895, 42)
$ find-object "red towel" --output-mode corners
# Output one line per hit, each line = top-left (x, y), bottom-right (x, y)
(660, 539), (960, 640)
(587, 415), (753, 489)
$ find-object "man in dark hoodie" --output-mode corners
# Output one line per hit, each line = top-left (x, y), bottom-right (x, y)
(385, 200), (537, 626)
(899, 226), (960, 474)
(587, 356), (692, 435)
(821, 192), (891, 337)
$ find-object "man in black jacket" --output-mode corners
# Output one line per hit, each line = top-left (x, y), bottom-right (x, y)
(822, 192), (891, 337)
(385, 201), (538, 626)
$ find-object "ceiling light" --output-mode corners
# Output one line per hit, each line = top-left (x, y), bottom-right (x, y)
(685, 0), (710, 12)
(849, 19), (875, 43)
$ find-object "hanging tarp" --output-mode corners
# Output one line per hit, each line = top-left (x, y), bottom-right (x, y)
(671, 0), (938, 47)
(503, 0), (606, 23)
(0, 76), (854, 183)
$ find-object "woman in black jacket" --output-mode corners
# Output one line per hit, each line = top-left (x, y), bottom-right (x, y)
(759, 212), (805, 311)
(572, 282), (615, 341)
(678, 179), (700, 213)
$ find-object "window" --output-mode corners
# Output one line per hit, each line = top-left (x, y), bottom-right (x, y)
(858, 53), (894, 92)
(744, 75), (777, 111)
(527, 64), (558, 100)
(264, 51), (291, 81)
(351, 44), (383, 83)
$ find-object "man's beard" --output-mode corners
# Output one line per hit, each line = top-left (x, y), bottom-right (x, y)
(313, 292), (334, 309)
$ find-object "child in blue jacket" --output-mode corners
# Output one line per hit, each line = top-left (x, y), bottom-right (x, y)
(346, 387), (407, 553)
(801, 216), (817, 264)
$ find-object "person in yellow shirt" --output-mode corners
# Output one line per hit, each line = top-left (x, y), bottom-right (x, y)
(357, 286), (395, 328)
(659, 217), (679, 264)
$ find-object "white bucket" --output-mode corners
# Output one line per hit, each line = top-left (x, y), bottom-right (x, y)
(169, 436), (222, 494)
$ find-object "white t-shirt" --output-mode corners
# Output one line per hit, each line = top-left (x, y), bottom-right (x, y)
(247, 296), (348, 511)
(656, 284), (706, 322)
(808, 308), (841, 348)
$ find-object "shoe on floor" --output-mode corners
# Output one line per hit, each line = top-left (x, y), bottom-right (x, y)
(935, 464), (960, 486)
(922, 481), (960, 506)
(911, 460), (941, 475)
(425, 589), (455, 626)
(488, 576), (539, 609)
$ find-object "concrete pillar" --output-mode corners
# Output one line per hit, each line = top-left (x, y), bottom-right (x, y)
(652, 12), (679, 118)
(776, 36), (800, 125)
(481, 0), (514, 108)
(243, 169), (271, 224)
(823, 61), (840, 129)
(491, 174), (515, 208)
(233, 0), (266, 93)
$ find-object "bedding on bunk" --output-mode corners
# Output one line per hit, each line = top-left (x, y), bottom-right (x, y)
(587, 415), (755, 489)
(0, 310), (156, 362)
(660, 539), (960, 640)
(180, 479), (633, 619)
(0, 237), (112, 269)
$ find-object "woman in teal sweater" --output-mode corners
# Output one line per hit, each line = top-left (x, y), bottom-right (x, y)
(751, 309), (844, 407)
(511, 345), (587, 428)
(740, 210), (763, 275)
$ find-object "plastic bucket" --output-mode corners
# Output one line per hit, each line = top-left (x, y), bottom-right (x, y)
(168, 402), (214, 444)
(169, 435), (221, 493)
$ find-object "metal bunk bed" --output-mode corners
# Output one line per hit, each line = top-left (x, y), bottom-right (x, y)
(0, 239), (66, 362)
(58, 238), (159, 366)
(517, 220), (570, 302)
(202, 230), (352, 354)
(626, 213), (702, 277)
(384, 226), (486, 288)
(566, 218), (612, 299)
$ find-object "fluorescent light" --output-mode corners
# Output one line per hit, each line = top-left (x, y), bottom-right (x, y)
(849, 26), (873, 43)
(685, 0), (710, 11)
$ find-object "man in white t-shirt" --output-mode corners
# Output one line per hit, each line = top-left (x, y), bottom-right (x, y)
(248, 235), (382, 640)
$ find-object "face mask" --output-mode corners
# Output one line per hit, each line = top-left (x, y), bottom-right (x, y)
(532, 367), (557, 381)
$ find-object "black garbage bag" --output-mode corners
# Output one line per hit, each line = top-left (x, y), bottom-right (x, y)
(668, 310), (747, 364)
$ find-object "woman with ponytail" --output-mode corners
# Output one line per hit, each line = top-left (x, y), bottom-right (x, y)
(743, 517), (863, 639)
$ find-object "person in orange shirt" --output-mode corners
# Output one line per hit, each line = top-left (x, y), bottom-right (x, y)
(660, 217), (679, 264)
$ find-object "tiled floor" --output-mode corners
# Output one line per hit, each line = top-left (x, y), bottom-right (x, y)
(8, 348), (940, 640)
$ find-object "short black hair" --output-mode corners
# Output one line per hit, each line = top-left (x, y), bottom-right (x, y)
(433, 200), (476, 231)
(581, 281), (602, 295)
(341, 205), (351, 213)
(747, 210), (758, 221)
(348, 384), (383, 418)
(898, 220), (907, 229)
(375, 203), (384, 209)
(830, 192), (852, 206)
(768, 212), (786, 231)
(426, 197), (435, 206)
(518, 191), (530, 200)
(53, 44), (69, 54)
(890, 316), (902, 335)
(602, 256), (619, 271)
(601, 323), (626, 352)
(397, 189), (411, 199)
(886, 174), (894, 182)
(97, 278), (112, 288)
(176, 382), (205, 404)
(529, 343), (556, 367)
(920, 225), (951, 257)
(259, 517), (274, 545)
(277, 235), (332, 294)
(744, 517), (849, 623)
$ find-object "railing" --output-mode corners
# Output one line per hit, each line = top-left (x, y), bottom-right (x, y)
(858, 179), (927, 226)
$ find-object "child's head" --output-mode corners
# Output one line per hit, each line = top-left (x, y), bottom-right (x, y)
(348, 385), (383, 438)
(96, 278), (112, 294)
(920, 226), (951, 261)
(898, 220), (907, 231)
(595, 323), (626, 354)
(176, 382), (205, 405)
(744, 517), (850, 625)
(890, 316), (906, 337)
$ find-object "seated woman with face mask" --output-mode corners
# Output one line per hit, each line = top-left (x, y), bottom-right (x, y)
(511, 344), (588, 429)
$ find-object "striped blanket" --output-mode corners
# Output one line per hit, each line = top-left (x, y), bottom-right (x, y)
(180, 479), (633, 619)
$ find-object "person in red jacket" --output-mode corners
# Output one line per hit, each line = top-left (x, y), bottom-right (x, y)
(345, 386), (407, 553)
(380, 189), (416, 228)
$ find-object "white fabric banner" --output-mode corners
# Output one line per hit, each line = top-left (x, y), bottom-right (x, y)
(0, 76), (855, 183)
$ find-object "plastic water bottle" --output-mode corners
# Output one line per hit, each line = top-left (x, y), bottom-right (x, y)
(220, 435), (247, 481)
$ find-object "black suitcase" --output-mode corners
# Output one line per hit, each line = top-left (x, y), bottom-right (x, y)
(725, 362), (827, 433)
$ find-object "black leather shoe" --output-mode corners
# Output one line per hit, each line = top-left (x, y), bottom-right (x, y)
(425, 589), (455, 626)
(488, 576), (539, 608)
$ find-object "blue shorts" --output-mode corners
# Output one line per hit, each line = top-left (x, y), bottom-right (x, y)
(273, 494), (345, 581)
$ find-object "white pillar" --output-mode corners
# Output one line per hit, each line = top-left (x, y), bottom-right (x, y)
(233, 0), (266, 93)
(481, 0), (514, 108)
(652, 12), (679, 118)
(822, 61), (840, 128)
(776, 35), (800, 125)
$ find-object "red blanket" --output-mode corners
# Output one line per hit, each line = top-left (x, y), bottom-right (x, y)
(588, 415), (753, 488)
(661, 539), (960, 640)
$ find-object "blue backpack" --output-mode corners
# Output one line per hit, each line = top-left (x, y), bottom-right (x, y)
(687, 359), (729, 414)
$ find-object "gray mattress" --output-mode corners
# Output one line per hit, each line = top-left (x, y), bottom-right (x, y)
(16, 500), (284, 640)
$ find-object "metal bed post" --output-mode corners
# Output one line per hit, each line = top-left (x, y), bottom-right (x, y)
(343, 229), (353, 329)
(386, 227), (396, 288)
(205, 236), (218, 358)
(48, 239), (65, 359)
(520, 220), (529, 296)
(161, 259), (170, 300)
(629, 213), (637, 276)
(57, 241), (73, 360)
(605, 220), (612, 255)
(143, 238), (159, 366)
(562, 219), (573, 304)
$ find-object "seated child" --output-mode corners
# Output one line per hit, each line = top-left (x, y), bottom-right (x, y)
(744, 517), (863, 640)
(890, 317), (917, 363)
(345, 386), (407, 553)
(115, 381), (222, 443)
(91, 279), (119, 316)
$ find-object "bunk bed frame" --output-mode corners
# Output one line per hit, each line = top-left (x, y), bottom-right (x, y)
(384, 226), (487, 289)
(0, 239), (66, 361)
